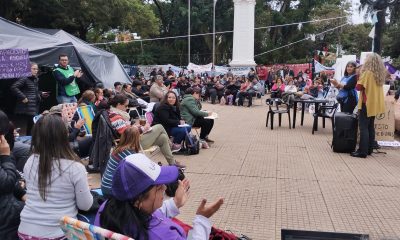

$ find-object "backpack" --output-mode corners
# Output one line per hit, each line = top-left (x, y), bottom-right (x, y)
(184, 131), (200, 155)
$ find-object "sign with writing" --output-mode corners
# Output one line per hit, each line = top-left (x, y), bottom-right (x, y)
(0, 49), (31, 79)
(375, 99), (395, 141)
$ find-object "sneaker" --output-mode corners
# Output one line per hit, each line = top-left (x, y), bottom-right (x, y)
(86, 165), (100, 173)
(200, 140), (210, 149)
(173, 161), (186, 170)
(171, 143), (182, 153)
(204, 137), (214, 143)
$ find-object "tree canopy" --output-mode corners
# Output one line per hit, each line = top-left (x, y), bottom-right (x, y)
(1, 0), (399, 67)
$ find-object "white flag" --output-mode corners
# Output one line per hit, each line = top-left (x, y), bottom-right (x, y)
(368, 26), (375, 39)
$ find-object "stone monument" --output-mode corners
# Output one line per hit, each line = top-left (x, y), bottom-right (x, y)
(229, 0), (256, 67)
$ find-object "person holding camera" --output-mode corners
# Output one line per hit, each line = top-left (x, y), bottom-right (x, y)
(96, 153), (224, 240)
(330, 61), (358, 113)
(53, 54), (83, 104)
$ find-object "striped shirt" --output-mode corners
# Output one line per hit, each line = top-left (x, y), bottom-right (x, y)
(101, 149), (136, 197)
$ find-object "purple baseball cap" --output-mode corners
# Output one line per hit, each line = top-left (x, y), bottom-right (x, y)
(112, 153), (179, 201)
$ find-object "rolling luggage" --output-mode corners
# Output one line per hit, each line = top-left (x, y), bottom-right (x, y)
(332, 112), (358, 153)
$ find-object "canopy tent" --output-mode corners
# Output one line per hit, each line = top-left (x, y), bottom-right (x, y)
(0, 17), (130, 88)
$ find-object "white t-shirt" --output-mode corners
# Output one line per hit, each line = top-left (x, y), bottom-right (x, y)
(19, 154), (93, 238)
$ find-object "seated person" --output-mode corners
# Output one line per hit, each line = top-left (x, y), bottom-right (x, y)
(271, 77), (285, 98)
(282, 79), (298, 105)
(238, 78), (261, 107)
(177, 77), (191, 98)
(101, 126), (140, 198)
(50, 104), (93, 159)
(96, 153), (224, 239)
(18, 113), (93, 239)
(180, 87), (215, 143)
(122, 83), (139, 106)
(108, 94), (185, 168)
(224, 77), (240, 105)
(213, 77), (225, 104)
(152, 91), (191, 151)
(309, 79), (324, 98)
(132, 80), (150, 103)
(0, 110), (26, 240)
(150, 75), (168, 102)
(296, 76), (306, 91)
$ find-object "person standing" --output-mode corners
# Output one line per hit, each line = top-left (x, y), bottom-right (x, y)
(53, 54), (83, 103)
(351, 53), (386, 158)
(11, 62), (49, 135)
(330, 61), (358, 113)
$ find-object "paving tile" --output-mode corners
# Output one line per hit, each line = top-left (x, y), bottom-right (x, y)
(90, 99), (400, 240)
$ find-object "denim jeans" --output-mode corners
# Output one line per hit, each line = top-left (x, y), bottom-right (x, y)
(57, 95), (77, 104)
(170, 126), (192, 144)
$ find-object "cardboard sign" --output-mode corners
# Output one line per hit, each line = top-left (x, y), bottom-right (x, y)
(0, 49), (31, 79)
(375, 99), (395, 141)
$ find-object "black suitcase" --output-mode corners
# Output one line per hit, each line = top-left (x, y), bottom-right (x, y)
(332, 112), (358, 153)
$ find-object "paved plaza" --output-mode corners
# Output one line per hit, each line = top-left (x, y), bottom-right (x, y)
(91, 98), (400, 240)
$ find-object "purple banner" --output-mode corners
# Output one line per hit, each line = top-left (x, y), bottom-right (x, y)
(0, 49), (31, 79)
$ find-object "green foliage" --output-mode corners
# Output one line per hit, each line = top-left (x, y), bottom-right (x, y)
(1, 0), (399, 65)
(1, 0), (158, 41)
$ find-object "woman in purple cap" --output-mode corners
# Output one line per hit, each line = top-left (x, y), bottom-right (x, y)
(96, 153), (224, 240)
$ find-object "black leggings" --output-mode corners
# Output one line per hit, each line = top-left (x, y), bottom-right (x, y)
(193, 117), (214, 139)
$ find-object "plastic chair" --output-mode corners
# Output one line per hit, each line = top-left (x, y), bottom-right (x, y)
(312, 102), (339, 134)
(266, 98), (291, 130)
(60, 216), (134, 240)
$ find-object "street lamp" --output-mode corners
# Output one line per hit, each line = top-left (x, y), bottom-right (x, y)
(188, 0), (191, 65)
(212, 0), (217, 67)
(363, 0), (396, 53)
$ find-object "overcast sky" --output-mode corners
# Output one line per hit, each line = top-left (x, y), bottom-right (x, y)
(350, 0), (369, 24)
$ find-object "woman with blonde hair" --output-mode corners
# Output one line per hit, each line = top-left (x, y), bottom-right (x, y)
(101, 126), (140, 198)
(77, 89), (96, 111)
(351, 53), (386, 158)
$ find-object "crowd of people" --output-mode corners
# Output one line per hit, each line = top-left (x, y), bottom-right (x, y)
(0, 52), (393, 239)
(0, 53), (230, 240)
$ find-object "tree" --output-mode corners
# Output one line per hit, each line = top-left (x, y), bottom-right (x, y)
(3, 0), (158, 41)
(359, 0), (397, 53)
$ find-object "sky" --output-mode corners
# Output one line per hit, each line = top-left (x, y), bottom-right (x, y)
(350, 0), (369, 24)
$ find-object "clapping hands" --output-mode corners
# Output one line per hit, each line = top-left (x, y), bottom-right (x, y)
(196, 197), (224, 218)
(174, 179), (190, 208)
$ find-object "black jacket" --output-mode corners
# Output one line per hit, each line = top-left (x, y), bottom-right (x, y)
(10, 76), (41, 116)
(0, 155), (25, 240)
(152, 103), (181, 136)
(90, 110), (118, 173)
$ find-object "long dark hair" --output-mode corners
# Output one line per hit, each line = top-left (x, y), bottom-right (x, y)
(100, 187), (154, 240)
(31, 113), (79, 201)
(0, 110), (14, 150)
(109, 94), (128, 108)
(161, 91), (180, 108)
(344, 61), (357, 77)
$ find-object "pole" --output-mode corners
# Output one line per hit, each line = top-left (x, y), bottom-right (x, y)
(212, 0), (217, 66)
(188, 0), (191, 65)
(140, 40), (143, 56)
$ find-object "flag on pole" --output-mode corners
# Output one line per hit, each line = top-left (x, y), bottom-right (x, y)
(368, 26), (375, 39)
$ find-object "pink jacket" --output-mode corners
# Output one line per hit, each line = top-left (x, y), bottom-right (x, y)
(271, 83), (285, 92)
